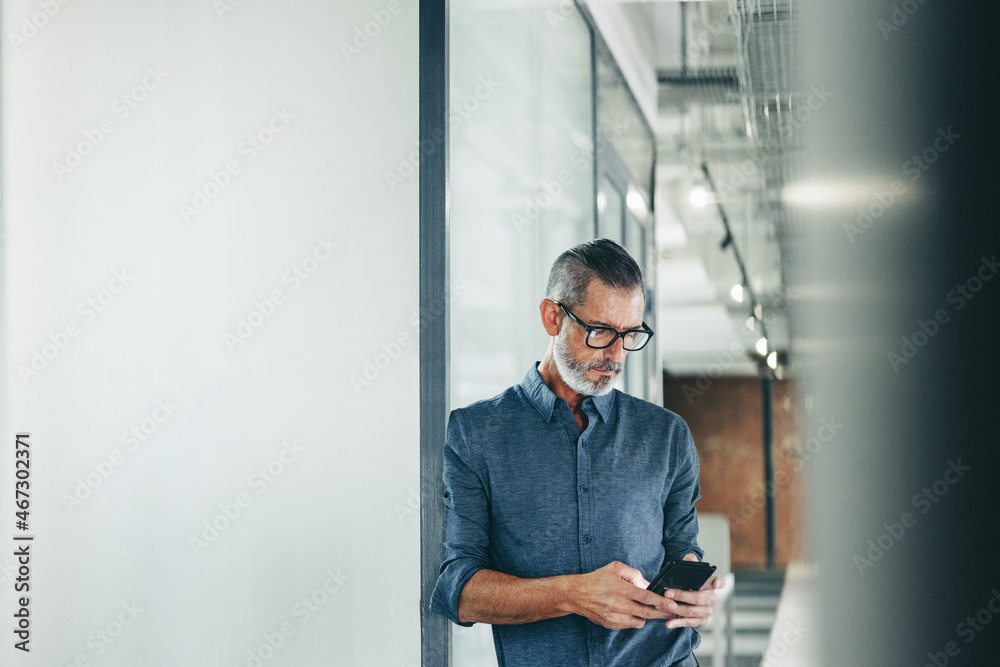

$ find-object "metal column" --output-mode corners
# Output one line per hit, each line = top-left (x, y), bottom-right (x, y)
(762, 368), (775, 569)
(419, 0), (450, 664)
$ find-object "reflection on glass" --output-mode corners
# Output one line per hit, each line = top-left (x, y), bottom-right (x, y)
(596, 41), (655, 203)
(450, 1), (594, 412)
(625, 212), (649, 398)
(449, 4), (594, 662)
(598, 174), (624, 243)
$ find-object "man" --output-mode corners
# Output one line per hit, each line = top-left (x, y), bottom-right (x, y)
(431, 239), (724, 666)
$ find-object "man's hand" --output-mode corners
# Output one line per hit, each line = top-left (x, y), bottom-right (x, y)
(658, 553), (727, 629)
(569, 561), (677, 630)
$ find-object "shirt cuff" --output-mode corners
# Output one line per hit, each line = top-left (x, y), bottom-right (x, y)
(429, 558), (487, 627)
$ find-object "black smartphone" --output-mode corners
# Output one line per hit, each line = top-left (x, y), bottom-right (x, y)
(647, 560), (716, 596)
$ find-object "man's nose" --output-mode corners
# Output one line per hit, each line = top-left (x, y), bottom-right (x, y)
(605, 337), (627, 364)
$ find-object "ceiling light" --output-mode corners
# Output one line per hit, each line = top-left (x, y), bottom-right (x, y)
(730, 284), (744, 303)
(756, 337), (768, 356)
(626, 187), (649, 218)
(767, 351), (778, 369)
(689, 186), (708, 208)
(781, 179), (891, 208)
(746, 316), (757, 331)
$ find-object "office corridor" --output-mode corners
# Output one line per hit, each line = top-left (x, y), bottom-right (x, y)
(695, 570), (786, 667)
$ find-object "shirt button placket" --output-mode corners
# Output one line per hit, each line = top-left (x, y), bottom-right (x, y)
(588, 628), (601, 666)
(577, 435), (592, 571)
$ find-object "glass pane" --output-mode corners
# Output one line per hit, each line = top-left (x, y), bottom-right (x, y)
(450, 0), (594, 410)
(625, 212), (649, 396)
(596, 41), (655, 202)
(448, 3), (595, 663)
(598, 173), (624, 242)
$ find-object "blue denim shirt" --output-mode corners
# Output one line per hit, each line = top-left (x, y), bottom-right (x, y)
(431, 364), (704, 667)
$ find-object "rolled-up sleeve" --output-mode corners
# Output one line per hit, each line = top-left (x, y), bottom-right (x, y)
(429, 409), (491, 626)
(662, 421), (705, 563)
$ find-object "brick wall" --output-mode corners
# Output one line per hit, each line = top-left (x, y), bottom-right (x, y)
(663, 374), (806, 568)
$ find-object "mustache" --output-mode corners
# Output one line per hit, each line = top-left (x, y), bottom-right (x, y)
(587, 360), (622, 372)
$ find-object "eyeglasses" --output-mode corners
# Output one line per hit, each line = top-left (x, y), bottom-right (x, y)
(554, 301), (654, 351)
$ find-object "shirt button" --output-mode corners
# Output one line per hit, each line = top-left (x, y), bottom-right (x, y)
(580, 485), (588, 493)
(583, 534), (592, 543)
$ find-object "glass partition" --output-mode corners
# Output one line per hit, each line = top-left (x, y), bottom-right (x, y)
(449, 0), (595, 410)
(594, 29), (658, 403)
(446, 2), (658, 661)
(598, 173), (625, 242)
(449, 2), (594, 664)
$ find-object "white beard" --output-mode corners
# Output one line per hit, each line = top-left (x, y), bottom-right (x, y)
(552, 323), (622, 396)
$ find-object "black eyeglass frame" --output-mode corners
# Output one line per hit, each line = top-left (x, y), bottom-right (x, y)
(554, 301), (654, 351)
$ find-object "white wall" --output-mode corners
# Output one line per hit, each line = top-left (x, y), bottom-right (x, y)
(1, 1), (420, 665)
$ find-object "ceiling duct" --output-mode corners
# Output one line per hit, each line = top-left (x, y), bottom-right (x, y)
(656, 67), (742, 108)
(729, 0), (802, 340)
(728, 0), (801, 152)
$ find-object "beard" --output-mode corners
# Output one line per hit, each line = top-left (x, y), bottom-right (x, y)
(553, 323), (623, 396)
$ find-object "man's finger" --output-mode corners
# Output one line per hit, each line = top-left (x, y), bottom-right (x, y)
(666, 615), (708, 629)
(629, 585), (677, 611)
(663, 601), (712, 620)
(664, 588), (717, 607)
(613, 561), (650, 589)
(623, 599), (677, 621)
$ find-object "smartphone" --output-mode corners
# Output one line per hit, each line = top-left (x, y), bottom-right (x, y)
(647, 560), (716, 596)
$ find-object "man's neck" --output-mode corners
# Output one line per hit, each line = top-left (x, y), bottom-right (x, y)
(538, 347), (587, 420)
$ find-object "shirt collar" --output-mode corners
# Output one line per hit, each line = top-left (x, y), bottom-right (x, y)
(520, 363), (616, 423)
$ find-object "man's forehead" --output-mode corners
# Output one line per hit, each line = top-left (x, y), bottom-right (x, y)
(576, 283), (644, 326)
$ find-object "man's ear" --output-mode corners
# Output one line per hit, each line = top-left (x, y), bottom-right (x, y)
(540, 299), (562, 337)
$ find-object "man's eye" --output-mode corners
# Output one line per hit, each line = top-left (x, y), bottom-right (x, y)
(589, 329), (615, 344)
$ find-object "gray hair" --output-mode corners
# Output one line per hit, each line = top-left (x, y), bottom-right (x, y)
(545, 238), (644, 308)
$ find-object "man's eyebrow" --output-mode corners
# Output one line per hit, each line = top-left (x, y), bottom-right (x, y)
(591, 318), (644, 330)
